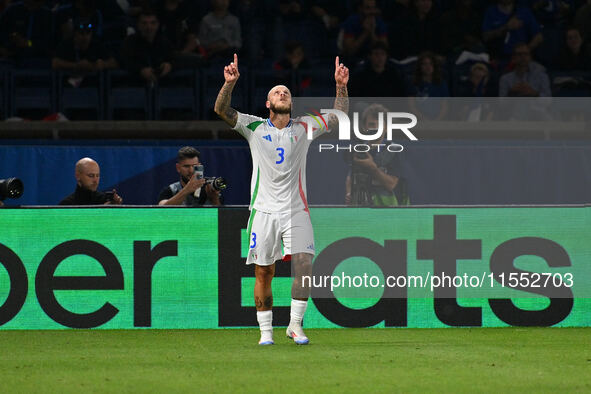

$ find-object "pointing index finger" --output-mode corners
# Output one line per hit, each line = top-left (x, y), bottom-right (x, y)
(335, 56), (340, 69)
(233, 53), (238, 68)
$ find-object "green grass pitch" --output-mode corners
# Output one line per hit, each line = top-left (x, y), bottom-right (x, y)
(1, 328), (589, 393)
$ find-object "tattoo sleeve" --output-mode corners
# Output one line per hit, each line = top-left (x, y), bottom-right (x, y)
(214, 82), (238, 127)
(335, 85), (349, 111)
(329, 84), (349, 130)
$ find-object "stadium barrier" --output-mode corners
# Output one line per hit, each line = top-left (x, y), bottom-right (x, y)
(0, 206), (589, 329)
(1, 137), (590, 206)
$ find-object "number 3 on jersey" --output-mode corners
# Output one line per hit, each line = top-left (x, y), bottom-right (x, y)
(250, 232), (257, 248)
(275, 147), (285, 164)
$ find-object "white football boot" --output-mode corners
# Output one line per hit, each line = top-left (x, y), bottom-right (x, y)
(286, 324), (309, 345)
(258, 330), (274, 345)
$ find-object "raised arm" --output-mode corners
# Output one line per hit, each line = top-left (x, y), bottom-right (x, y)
(329, 56), (349, 129)
(214, 53), (240, 127)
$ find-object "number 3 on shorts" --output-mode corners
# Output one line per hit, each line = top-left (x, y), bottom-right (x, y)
(276, 147), (285, 164)
(250, 232), (257, 248)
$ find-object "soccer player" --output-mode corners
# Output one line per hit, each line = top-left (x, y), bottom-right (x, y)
(214, 54), (349, 345)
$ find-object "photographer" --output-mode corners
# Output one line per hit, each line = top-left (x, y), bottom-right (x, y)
(158, 146), (222, 206)
(345, 104), (409, 206)
(59, 157), (123, 205)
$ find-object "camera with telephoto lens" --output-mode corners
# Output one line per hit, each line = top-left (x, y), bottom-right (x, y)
(193, 165), (227, 191)
(0, 178), (24, 200)
(204, 177), (227, 191)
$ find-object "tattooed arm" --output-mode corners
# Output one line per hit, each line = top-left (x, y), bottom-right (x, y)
(214, 53), (240, 127)
(329, 56), (350, 130)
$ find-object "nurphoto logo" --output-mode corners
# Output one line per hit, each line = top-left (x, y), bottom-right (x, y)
(301, 109), (418, 153)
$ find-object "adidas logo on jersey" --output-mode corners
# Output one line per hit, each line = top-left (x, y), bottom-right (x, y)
(263, 134), (272, 142)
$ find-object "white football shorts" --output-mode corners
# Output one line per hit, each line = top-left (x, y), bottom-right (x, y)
(246, 209), (315, 266)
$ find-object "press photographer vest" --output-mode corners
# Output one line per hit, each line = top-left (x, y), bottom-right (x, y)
(168, 181), (206, 206)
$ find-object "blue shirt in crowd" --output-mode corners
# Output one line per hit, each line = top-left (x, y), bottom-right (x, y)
(482, 5), (541, 56)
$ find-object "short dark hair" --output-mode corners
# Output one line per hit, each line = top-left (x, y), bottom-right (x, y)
(177, 146), (200, 162)
(414, 51), (442, 85)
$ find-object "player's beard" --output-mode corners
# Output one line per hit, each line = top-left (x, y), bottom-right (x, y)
(270, 102), (291, 114)
(181, 175), (190, 184)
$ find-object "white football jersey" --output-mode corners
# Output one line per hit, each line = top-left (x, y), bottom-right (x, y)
(234, 112), (327, 213)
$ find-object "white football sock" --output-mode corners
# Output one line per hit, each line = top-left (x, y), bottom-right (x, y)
(257, 310), (273, 333)
(289, 299), (308, 326)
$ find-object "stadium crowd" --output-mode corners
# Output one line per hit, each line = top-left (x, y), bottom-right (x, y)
(1, 0), (591, 120)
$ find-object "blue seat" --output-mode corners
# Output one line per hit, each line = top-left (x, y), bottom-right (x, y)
(10, 69), (56, 117)
(56, 71), (104, 119)
(105, 70), (153, 120)
(154, 69), (199, 120)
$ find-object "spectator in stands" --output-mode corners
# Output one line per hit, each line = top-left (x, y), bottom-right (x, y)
(385, 0), (412, 59)
(198, 0), (242, 60)
(407, 51), (450, 119)
(310, 0), (347, 35)
(0, 0), (54, 62)
(482, 0), (543, 62)
(345, 103), (408, 206)
(439, 0), (484, 55)
(530, 0), (571, 28)
(158, 146), (222, 206)
(274, 41), (309, 71)
(120, 8), (173, 85)
(340, 0), (388, 60)
(349, 41), (406, 96)
(575, 0), (591, 42)
(55, 0), (104, 42)
(273, 41), (311, 96)
(464, 62), (493, 96)
(59, 157), (123, 205)
(52, 19), (118, 86)
(457, 62), (495, 120)
(156, 0), (204, 67)
(233, 0), (274, 60)
(396, 0), (442, 57)
(556, 26), (591, 70)
(499, 43), (551, 96)
(279, 0), (305, 21)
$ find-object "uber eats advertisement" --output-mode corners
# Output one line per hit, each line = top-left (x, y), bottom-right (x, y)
(0, 207), (589, 329)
